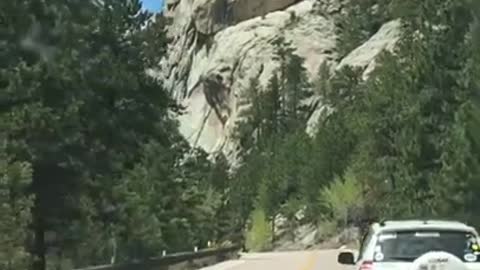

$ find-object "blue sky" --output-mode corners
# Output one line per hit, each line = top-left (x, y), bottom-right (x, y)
(141, 0), (164, 12)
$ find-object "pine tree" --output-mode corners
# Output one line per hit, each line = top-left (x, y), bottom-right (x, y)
(260, 74), (282, 150)
(329, 0), (479, 219)
(272, 36), (313, 132)
(1, 0), (176, 268)
(231, 36), (317, 233)
(335, 0), (392, 57)
(284, 52), (313, 131)
(439, 2), (480, 224)
(234, 76), (264, 150)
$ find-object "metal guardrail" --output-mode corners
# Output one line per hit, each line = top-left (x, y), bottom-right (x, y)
(75, 245), (241, 270)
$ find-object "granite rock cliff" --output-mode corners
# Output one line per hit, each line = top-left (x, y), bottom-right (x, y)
(156, 0), (400, 160)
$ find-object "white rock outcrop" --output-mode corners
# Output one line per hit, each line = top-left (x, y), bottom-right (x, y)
(336, 19), (401, 79)
(158, 0), (401, 159)
(306, 19), (402, 135)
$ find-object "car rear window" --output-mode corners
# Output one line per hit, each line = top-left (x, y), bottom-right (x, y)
(373, 230), (480, 263)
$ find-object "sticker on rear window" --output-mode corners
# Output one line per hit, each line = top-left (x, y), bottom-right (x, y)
(378, 233), (397, 241)
(419, 264), (428, 270)
(414, 232), (440, 237)
(464, 253), (477, 262)
(374, 252), (384, 261)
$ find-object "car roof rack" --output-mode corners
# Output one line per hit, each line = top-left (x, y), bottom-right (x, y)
(379, 219), (467, 226)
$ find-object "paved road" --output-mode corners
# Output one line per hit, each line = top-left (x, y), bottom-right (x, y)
(200, 249), (355, 270)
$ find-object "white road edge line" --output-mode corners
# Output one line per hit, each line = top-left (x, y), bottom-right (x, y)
(199, 260), (245, 270)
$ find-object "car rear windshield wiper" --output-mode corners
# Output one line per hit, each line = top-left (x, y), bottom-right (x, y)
(387, 256), (416, 262)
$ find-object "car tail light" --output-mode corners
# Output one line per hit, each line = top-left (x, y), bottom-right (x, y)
(359, 261), (373, 270)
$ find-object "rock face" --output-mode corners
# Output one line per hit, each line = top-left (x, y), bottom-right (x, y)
(158, 0), (401, 159)
(336, 19), (401, 79)
(306, 19), (401, 135)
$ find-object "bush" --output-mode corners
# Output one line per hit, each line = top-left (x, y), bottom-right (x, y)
(245, 208), (272, 252)
(320, 169), (363, 227)
(315, 220), (337, 243)
(0, 158), (33, 270)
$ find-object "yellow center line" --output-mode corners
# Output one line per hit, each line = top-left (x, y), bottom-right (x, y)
(298, 252), (318, 270)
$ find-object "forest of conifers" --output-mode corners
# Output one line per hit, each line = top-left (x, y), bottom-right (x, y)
(1, 0), (480, 269)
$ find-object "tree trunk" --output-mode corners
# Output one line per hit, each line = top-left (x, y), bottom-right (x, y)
(271, 218), (275, 245)
(32, 214), (46, 270)
(31, 164), (50, 270)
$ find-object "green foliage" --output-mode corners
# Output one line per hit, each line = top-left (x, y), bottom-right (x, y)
(335, 0), (393, 57)
(320, 169), (363, 227)
(322, 0), (480, 224)
(315, 61), (332, 97)
(235, 36), (313, 151)
(230, 37), (318, 235)
(234, 76), (267, 150)
(235, 0), (480, 236)
(109, 142), (229, 260)
(231, 33), (364, 234)
(257, 174), (286, 222)
(360, 0), (477, 219)
(245, 208), (272, 252)
(0, 153), (33, 270)
(273, 36), (313, 132)
(280, 198), (303, 241)
(0, 0), (230, 268)
(2, 0), (480, 267)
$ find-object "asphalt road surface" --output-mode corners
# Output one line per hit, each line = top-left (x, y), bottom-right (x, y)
(200, 249), (355, 270)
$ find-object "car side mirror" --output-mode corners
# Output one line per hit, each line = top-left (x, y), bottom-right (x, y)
(338, 251), (355, 265)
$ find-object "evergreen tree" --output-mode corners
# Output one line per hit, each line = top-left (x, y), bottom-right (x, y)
(260, 74), (283, 150)
(234, 76), (264, 150)
(0, 0), (180, 268)
(319, 0), (480, 221)
(226, 151), (265, 240)
(232, 35), (317, 235)
(272, 36), (313, 132)
(283, 52), (313, 131)
(335, 0), (392, 58)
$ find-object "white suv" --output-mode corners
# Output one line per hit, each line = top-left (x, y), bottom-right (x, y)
(338, 220), (480, 270)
